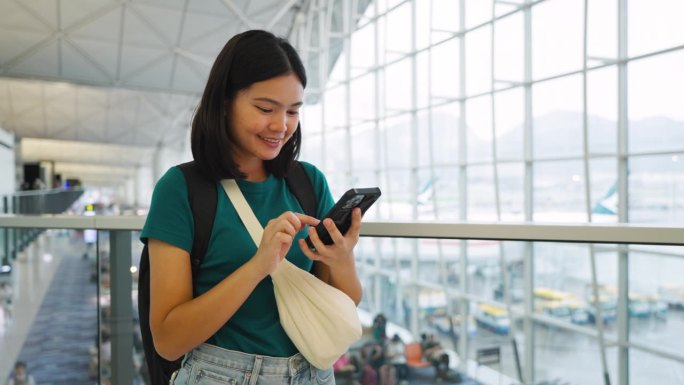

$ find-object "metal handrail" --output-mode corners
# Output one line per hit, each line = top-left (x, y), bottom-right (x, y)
(2, 215), (683, 246)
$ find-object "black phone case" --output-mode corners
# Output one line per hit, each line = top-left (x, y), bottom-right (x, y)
(305, 187), (381, 250)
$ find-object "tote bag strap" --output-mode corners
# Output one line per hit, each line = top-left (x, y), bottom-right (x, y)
(220, 179), (262, 246)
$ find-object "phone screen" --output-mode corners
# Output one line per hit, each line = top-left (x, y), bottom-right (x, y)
(305, 187), (381, 250)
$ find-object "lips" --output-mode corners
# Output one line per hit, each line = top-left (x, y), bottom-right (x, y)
(259, 135), (283, 148)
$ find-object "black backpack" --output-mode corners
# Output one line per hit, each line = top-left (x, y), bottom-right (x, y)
(138, 160), (316, 385)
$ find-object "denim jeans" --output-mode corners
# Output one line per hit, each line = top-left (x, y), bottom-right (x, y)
(171, 343), (335, 385)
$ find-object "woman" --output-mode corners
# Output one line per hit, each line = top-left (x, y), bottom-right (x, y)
(142, 30), (363, 385)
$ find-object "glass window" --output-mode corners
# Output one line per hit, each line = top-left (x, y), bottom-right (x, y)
(323, 128), (349, 174)
(465, 25), (492, 97)
(384, 2), (413, 58)
(630, 348), (684, 385)
(534, 326), (618, 385)
(587, 0), (617, 61)
(350, 72), (376, 123)
(383, 114), (412, 169)
(385, 58), (413, 112)
(350, 122), (378, 172)
(587, 66), (618, 155)
(432, 0), (460, 37)
(324, 85), (347, 128)
(494, 12), (524, 85)
(430, 38), (461, 100)
(384, 168), (413, 221)
(494, 87), (524, 161)
(533, 160), (587, 222)
(465, 0), (492, 29)
(351, 23), (376, 76)
(535, 243), (618, 332)
(328, 37), (346, 84)
(628, 50), (684, 153)
(432, 165), (461, 221)
(431, 102), (460, 165)
(301, 102), (323, 134)
(629, 0), (684, 57)
(532, 0), (583, 80)
(415, 0), (430, 50)
(532, 74), (583, 159)
(416, 50), (430, 109)
(417, 111), (431, 168)
(629, 248), (684, 364)
(300, 132), (323, 167)
(466, 95), (493, 163)
(497, 163), (525, 221)
(629, 155), (684, 224)
(467, 164), (497, 221)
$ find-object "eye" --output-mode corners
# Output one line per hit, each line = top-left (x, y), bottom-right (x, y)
(256, 106), (272, 113)
(287, 110), (300, 116)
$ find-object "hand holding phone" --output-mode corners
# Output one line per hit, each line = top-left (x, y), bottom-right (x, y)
(305, 187), (381, 250)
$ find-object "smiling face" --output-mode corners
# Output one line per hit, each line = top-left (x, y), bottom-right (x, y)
(228, 73), (304, 180)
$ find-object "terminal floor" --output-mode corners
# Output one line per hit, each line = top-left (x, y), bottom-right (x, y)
(1, 233), (97, 384)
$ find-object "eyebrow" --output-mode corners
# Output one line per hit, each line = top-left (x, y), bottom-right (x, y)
(252, 97), (303, 108)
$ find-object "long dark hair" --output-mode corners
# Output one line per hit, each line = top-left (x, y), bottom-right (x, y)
(191, 30), (307, 180)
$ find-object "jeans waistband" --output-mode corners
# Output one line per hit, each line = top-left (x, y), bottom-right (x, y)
(186, 343), (310, 377)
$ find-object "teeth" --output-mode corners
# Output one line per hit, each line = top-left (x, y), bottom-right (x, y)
(261, 136), (280, 143)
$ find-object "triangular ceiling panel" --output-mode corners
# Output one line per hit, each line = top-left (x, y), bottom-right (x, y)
(122, 6), (172, 47)
(60, 40), (114, 84)
(67, 7), (121, 43)
(0, 0), (309, 189)
(130, 3), (184, 46)
(43, 82), (75, 100)
(0, 30), (52, 70)
(182, 23), (235, 57)
(172, 56), (208, 92)
(124, 57), (174, 90)
(60, 0), (119, 31)
(186, 0), (234, 15)
(118, 45), (170, 82)
(64, 37), (119, 80)
(0, 1), (52, 32)
(75, 89), (108, 115)
(7, 82), (43, 117)
(76, 115), (107, 141)
(9, 39), (60, 78)
(180, 12), (232, 47)
(19, 0), (59, 30)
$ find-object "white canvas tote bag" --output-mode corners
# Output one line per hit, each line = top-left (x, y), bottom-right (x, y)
(222, 179), (362, 369)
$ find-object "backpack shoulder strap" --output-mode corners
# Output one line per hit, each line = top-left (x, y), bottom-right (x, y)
(285, 160), (316, 217)
(178, 161), (217, 277)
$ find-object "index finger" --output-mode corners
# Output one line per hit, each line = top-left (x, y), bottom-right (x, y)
(292, 212), (321, 227)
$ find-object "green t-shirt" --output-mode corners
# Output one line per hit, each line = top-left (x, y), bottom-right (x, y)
(141, 161), (334, 357)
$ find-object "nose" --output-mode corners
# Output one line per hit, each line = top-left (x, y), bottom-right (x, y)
(269, 112), (287, 132)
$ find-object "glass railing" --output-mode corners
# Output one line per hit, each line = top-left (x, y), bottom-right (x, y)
(0, 216), (682, 385)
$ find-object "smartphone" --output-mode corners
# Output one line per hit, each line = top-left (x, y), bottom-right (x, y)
(305, 187), (381, 250)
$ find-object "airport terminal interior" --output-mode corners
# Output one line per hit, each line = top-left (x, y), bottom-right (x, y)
(1, 0), (684, 384)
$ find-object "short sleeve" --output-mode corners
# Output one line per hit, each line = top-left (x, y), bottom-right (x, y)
(140, 166), (194, 253)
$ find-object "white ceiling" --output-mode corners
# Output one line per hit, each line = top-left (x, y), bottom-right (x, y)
(0, 0), (306, 185)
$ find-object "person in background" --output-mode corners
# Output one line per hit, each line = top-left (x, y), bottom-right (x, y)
(386, 334), (409, 385)
(7, 361), (37, 385)
(420, 333), (451, 381)
(372, 313), (387, 342)
(333, 351), (361, 385)
(0, 282), (13, 324)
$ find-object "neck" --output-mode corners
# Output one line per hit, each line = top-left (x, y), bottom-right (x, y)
(238, 159), (267, 182)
